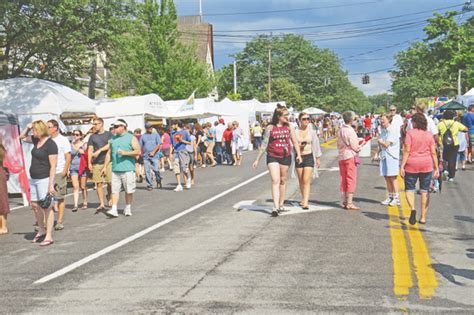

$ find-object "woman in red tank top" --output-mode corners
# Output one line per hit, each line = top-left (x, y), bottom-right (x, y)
(253, 105), (302, 217)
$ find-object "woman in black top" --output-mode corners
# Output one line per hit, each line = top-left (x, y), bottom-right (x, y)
(20, 120), (58, 246)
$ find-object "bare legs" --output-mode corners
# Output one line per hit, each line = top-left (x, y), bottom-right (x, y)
(384, 175), (399, 195)
(32, 202), (54, 241)
(0, 214), (8, 234)
(267, 163), (289, 210)
(296, 167), (313, 207)
(404, 191), (429, 222)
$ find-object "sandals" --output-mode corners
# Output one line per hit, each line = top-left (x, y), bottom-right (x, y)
(40, 240), (54, 246)
(409, 210), (417, 225)
(418, 219), (426, 225)
(72, 206), (78, 212)
(345, 203), (361, 211)
(81, 203), (88, 210)
(341, 202), (348, 209)
(95, 206), (106, 214)
(32, 233), (46, 243)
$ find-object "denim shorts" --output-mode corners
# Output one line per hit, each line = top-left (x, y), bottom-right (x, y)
(29, 177), (50, 202)
(404, 172), (433, 193)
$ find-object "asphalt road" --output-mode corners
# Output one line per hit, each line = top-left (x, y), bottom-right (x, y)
(1, 141), (473, 313)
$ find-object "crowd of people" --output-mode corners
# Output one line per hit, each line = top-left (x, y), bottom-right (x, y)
(1, 101), (472, 243)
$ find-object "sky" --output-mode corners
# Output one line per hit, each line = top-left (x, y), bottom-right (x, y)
(174, 0), (471, 96)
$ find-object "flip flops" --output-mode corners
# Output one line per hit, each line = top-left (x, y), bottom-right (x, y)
(40, 240), (54, 246)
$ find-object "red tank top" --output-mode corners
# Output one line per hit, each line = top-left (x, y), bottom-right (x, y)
(268, 125), (292, 158)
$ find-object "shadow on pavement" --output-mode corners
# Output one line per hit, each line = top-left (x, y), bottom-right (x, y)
(362, 211), (390, 221)
(466, 248), (474, 259)
(353, 197), (380, 204)
(13, 232), (36, 241)
(454, 215), (474, 224)
(432, 263), (474, 285)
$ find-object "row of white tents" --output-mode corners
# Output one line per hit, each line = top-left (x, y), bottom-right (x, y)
(1, 78), (296, 195)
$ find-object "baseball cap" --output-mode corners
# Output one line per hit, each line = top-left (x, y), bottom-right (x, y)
(113, 119), (127, 127)
(144, 123), (152, 128)
(219, 118), (225, 124)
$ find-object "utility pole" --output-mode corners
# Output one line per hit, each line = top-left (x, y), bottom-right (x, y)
(199, 0), (203, 18)
(458, 69), (463, 96)
(233, 60), (237, 95)
(268, 46), (272, 102)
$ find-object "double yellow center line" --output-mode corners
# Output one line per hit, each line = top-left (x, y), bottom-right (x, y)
(387, 177), (438, 299)
(320, 137), (338, 149)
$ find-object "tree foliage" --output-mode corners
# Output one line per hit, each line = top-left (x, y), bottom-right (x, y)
(0, 0), (214, 99)
(392, 13), (474, 107)
(216, 34), (371, 113)
(107, 0), (214, 100)
(368, 93), (393, 111)
(0, 0), (132, 86)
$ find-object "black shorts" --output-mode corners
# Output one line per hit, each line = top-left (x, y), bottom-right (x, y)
(266, 154), (291, 166)
(296, 154), (314, 168)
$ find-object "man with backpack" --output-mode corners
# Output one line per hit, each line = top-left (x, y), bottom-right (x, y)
(437, 110), (467, 182)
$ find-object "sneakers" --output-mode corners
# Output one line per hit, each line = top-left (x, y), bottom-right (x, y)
(160, 168), (165, 173)
(381, 197), (392, 206)
(389, 198), (400, 207)
(271, 208), (279, 217)
(174, 185), (183, 192)
(106, 208), (119, 218)
(448, 178), (454, 182)
(124, 206), (132, 217)
(185, 178), (192, 189)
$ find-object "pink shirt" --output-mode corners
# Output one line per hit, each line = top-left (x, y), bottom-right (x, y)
(337, 124), (361, 161)
(404, 129), (435, 173)
(161, 133), (171, 150)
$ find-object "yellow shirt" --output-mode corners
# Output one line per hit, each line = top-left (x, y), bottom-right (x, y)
(437, 120), (467, 146)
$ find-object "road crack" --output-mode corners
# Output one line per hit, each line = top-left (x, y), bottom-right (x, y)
(180, 219), (273, 298)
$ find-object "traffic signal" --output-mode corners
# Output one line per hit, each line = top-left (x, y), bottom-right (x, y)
(362, 74), (370, 85)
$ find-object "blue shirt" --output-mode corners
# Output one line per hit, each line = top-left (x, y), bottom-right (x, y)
(462, 112), (474, 135)
(208, 127), (216, 143)
(171, 130), (191, 152)
(140, 133), (162, 157)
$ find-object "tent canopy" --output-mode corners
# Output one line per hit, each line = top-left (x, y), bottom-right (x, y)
(95, 94), (166, 118)
(165, 97), (234, 119)
(0, 77), (96, 116)
(303, 107), (326, 115)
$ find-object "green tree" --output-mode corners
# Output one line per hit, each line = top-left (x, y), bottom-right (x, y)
(0, 0), (132, 86)
(107, 0), (214, 99)
(216, 34), (370, 113)
(368, 93), (393, 111)
(260, 78), (305, 110)
(392, 13), (474, 107)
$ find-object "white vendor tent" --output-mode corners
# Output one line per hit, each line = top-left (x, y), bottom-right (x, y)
(0, 77), (96, 129)
(95, 94), (167, 131)
(456, 88), (474, 107)
(165, 97), (235, 119)
(0, 77), (97, 194)
(303, 107), (326, 115)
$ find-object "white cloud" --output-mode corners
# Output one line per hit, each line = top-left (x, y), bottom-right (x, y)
(350, 72), (392, 96)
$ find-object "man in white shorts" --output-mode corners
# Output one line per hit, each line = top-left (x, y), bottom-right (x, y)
(103, 119), (141, 217)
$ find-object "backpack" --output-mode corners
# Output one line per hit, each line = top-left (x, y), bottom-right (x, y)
(442, 122), (455, 148)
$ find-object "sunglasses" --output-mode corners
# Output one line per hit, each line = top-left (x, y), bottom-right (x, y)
(301, 117), (310, 121)
(390, 109), (396, 112)
(113, 125), (121, 129)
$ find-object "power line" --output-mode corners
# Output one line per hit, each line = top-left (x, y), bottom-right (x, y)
(196, 1), (377, 17)
(211, 4), (462, 33)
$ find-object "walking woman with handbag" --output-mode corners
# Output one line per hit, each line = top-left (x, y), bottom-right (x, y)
(253, 104), (302, 217)
(20, 121), (58, 246)
(337, 111), (366, 210)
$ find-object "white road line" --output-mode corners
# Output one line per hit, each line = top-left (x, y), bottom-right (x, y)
(34, 170), (269, 284)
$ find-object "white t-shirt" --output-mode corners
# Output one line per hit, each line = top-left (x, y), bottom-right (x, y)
(215, 124), (226, 142)
(407, 113), (439, 136)
(52, 134), (72, 173)
(381, 124), (401, 159)
(390, 114), (404, 138)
